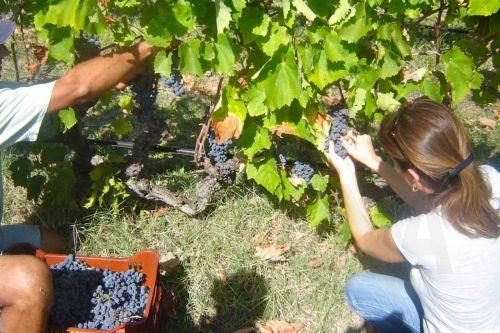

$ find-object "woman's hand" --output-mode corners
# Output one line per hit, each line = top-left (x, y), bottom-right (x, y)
(324, 141), (356, 181)
(342, 132), (382, 172)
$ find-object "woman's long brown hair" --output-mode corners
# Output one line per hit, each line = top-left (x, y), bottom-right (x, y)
(379, 97), (499, 238)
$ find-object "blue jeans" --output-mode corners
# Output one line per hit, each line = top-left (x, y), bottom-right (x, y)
(345, 272), (424, 333)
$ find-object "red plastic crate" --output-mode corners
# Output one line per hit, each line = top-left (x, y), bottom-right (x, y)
(33, 249), (167, 333)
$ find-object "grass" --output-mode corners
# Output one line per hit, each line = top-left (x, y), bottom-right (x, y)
(1, 30), (498, 333)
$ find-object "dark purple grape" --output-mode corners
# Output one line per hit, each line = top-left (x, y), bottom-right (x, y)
(293, 161), (314, 185)
(48, 255), (149, 329)
(324, 107), (349, 158)
(207, 132), (235, 183)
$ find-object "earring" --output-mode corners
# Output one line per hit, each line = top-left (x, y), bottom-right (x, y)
(412, 183), (418, 192)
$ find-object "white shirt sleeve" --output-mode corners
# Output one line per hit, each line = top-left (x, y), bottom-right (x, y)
(0, 81), (56, 150)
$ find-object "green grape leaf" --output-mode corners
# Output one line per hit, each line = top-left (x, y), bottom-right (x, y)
(376, 92), (401, 112)
(246, 158), (281, 194)
(297, 44), (315, 74)
(154, 50), (172, 77)
(369, 205), (392, 228)
(441, 47), (474, 104)
(9, 157), (31, 187)
(378, 23), (411, 58)
(253, 14), (271, 36)
(293, 0), (317, 21)
(112, 117), (133, 138)
(114, 0), (141, 8)
(260, 23), (291, 56)
(41, 146), (67, 165)
(48, 30), (75, 64)
(325, 33), (358, 68)
(350, 88), (366, 117)
(308, 49), (348, 90)
(239, 7), (264, 44)
(307, 195), (331, 228)
(215, 34), (237, 75)
(468, 0), (500, 16)
(311, 174), (329, 192)
(261, 49), (302, 110)
(216, 0), (232, 34)
(338, 3), (371, 43)
(379, 51), (401, 79)
(335, 220), (352, 246)
(239, 122), (272, 160)
(118, 95), (134, 111)
(421, 78), (444, 102)
(172, 0), (196, 30)
(328, 0), (354, 25)
(275, 170), (305, 202)
(58, 108), (78, 133)
(244, 86), (268, 117)
(27, 175), (46, 201)
(37, 0), (97, 30)
(179, 39), (203, 75)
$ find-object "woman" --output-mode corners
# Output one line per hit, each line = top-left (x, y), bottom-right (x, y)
(325, 97), (499, 333)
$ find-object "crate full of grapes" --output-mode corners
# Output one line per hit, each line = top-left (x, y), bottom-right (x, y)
(36, 249), (168, 333)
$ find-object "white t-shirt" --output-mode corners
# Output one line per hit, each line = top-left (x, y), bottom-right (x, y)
(391, 165), (500, 333)
(0, 81), (56, 219)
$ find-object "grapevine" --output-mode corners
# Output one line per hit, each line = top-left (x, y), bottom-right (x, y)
(1, 0), (496, 228)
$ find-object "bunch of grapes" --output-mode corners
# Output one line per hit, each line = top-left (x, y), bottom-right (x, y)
(208, 132), (235, 183)
(49, 255), (149, 330)
(75, 33), (101, 61)
(293, 161), (314, 185)
(160, 50), (185, 97)
(132, 75), (159, 112)
(324, 108), (349, 158)
(278, 153), (287, 169)
(161, 73), (185, 97)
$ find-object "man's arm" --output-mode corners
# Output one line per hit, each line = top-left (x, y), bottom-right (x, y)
(47, 41), (158, 114)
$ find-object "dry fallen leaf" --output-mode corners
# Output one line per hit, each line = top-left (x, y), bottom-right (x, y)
(478, 117), (496, 129)
(271, 219), (282, 238)
(307, 257), (324, 268)
(159, 252), (180, 275)
(255, 243), (291, 262)
(258, 320), (303, 333)
(153, 206), (171, 218)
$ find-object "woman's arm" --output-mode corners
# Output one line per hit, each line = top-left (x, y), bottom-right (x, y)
(343, 133), (430, 213)
(331, 154), (404, 263)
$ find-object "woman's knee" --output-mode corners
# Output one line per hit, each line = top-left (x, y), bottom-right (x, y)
(344, 272), (377, 309)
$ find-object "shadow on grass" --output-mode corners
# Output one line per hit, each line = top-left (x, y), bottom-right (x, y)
(163, 265), (269, 333)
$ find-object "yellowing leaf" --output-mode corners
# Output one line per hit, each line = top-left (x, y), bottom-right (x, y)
(213, 113), (243, 142)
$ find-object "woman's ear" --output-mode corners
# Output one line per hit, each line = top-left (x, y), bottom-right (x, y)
(407, 168), (434, 194)
(406, 168), (420, 184)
